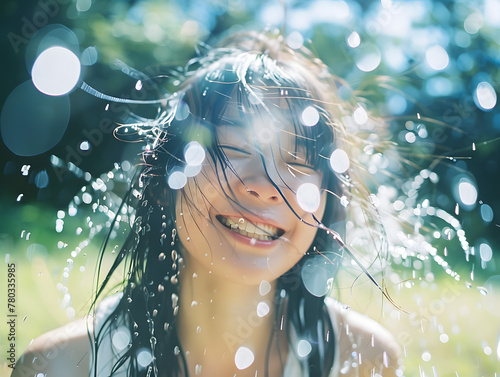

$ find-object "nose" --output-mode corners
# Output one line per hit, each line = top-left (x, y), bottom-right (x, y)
(240, 175), (284, 205)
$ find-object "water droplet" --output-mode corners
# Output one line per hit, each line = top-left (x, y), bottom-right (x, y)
(477, 286), (488, 296)
(234, 347), (254, 370)
(259, 280), (271, 296)
(257, 301), (270, 317)
(158, 253), (166, 261)
(80, 140), (90, 151)
(82, 192), (92, 204)
(297, 339), (312, 357)
(347, 31), (360, 48)
(339, 360), (351, 374)
(195, 364), (202, 375)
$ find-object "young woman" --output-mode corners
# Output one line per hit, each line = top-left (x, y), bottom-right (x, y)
(12, 31), (402, 377)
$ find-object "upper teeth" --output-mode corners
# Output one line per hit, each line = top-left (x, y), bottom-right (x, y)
(218, 216), (281, 240)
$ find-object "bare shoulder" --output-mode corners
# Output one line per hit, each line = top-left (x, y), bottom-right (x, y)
(325, 297), (403, 376)
(11, 317), (92, 377)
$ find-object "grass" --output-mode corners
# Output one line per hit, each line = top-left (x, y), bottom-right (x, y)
(334, 268), (500, 376)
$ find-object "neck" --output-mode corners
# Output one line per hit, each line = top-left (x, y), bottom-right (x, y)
(176, 253), (287, 376)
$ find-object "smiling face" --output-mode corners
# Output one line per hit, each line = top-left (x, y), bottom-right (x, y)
(175, 96), (330, 286)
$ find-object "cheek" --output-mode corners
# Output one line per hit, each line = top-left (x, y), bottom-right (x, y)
(288, 192), (327, 251)
(183, 167), (222, 207)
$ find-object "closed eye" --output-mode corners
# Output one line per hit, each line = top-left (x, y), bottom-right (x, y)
(221, 145), (252, 156)
(287, 163), (317, 176)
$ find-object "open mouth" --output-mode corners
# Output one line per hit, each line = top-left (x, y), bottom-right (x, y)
(216, 215), (285, 241)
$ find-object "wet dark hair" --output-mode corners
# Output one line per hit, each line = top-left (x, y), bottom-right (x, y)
(92, 31), (359, 377)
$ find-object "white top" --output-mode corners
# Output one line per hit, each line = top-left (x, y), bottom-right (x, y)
(91, 294), (340, 377)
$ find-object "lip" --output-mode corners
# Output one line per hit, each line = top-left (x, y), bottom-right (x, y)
(215, 213), (286, 247)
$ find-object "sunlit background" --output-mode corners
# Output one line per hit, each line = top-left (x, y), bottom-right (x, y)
(1, 0), (499, 376)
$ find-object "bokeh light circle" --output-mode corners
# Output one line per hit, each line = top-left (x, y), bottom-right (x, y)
(474, 82), (497, 111)
(184, 141), (206, 166)
(329, 149), (350, 173)
(25, 24), (80, 74)
(301, 255), (336, 297)
(296, 183), (321, 213)
(458, 180), (477, 206)
(136, 349), (153, 367)
(301, 106), (320, 127)
(31, 46), (81, 96)
(297, 339), (313, 357)
(354, 43), (381, 72)
(1, 81), (70, 156)
(168, 170), (187, 190)
(426, 45), (449, 71)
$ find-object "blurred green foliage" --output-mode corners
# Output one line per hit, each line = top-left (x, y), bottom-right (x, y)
(1, 0), (499, 375)
(2, 0), (498, 274)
